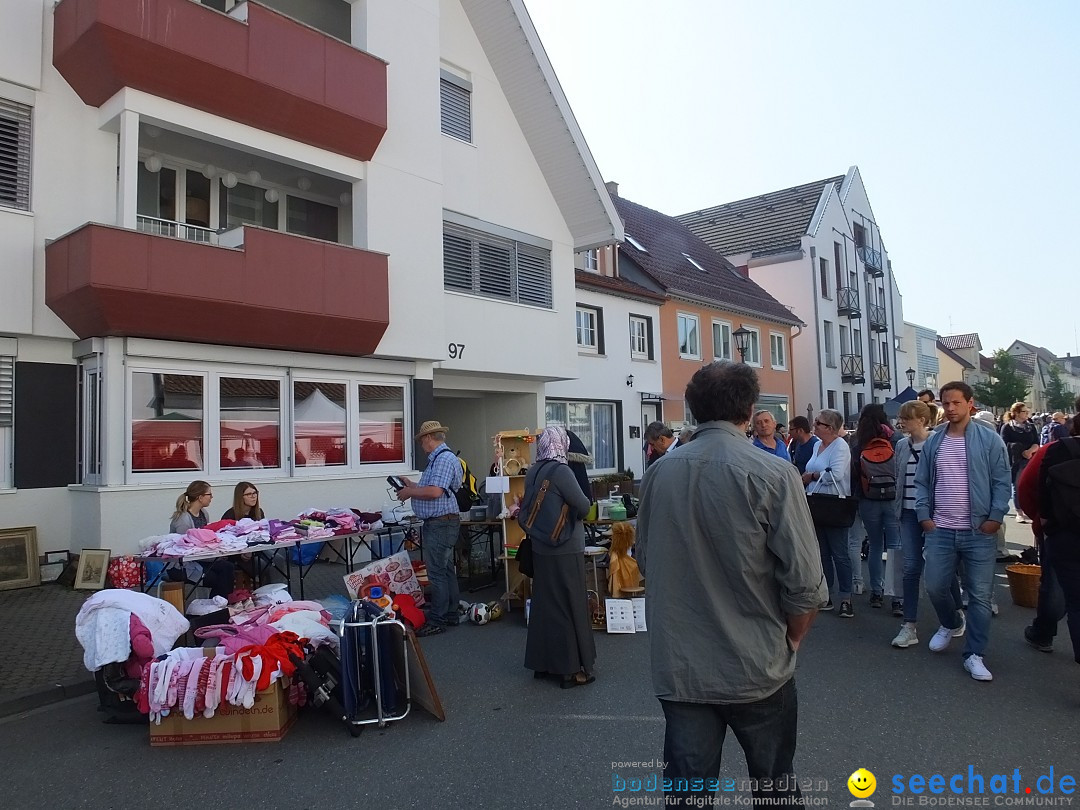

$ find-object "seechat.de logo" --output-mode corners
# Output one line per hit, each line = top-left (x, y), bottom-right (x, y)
(849, 768), (878, 808)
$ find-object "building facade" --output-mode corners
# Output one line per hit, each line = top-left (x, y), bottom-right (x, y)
(902, 321), (940, 392)
(678, 167), (904, 425)
(0, 0), (620, 553)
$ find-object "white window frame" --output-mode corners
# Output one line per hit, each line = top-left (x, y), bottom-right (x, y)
(79, 359), (103, 485)
(124, 359), (411, 484)
(629, 316), (649, 359)
(770, 331), (787, 370)
(839, 323), (851, 355)
(743, 325), (761, 367)
(682, 252), (707, 272)
(823, 321), (836, 368)
(712, 319), (733, 362)
(576, 306), (599, 353)
(544, 399), (618, 474)
(582, 249), (598, 272)
(677, 313), (700, 360)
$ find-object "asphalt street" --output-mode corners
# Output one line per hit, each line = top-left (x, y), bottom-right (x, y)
(4, 523), (1077, 809)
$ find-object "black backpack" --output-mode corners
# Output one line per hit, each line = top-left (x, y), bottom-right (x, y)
(434, 447), (480, 512)
(1047, 438), (1080, 532)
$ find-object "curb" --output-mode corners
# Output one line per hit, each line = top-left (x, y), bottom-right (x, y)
(0, 679), (96, 719)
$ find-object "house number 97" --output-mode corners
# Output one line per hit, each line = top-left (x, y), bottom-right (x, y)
(448, 343), (465, 359)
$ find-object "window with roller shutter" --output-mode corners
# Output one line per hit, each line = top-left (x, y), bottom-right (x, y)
(442, 221), (553, 308)
(440, 72), (472, 143)
(0, 98), (32, 211)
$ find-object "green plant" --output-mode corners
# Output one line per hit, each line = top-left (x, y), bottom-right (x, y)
(973, 349), (1029, 410)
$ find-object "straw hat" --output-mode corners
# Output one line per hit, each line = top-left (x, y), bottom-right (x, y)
(414, 420), (450, 440)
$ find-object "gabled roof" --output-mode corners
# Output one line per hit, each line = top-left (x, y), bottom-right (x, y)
(612, 195), (801, 326)
(1011, 352), (1038, 377)
(936, 341), (974, 370)
(461, 0), (622, 250)
(979, 355), (996, 374)
(939, 333), (981, 351)
(1010, 339), (1057, 365)
(675, 175), (845, 257)
(574, 270), (667, 304)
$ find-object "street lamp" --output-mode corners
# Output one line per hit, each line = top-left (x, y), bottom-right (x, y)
(906, 367), (916, 388)
(732, 327), (753, 363)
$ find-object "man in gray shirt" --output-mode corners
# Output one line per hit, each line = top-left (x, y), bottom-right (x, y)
(638, 361), (826, 808)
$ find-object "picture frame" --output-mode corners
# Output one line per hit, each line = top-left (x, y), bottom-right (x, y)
(0, 526), (41, 591)
(75, 548), (111, 591)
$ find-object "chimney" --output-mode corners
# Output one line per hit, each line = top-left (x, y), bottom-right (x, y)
(605, 180), (619, 197)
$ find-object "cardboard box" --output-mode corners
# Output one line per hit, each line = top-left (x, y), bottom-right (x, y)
(149, 678), (296, 747)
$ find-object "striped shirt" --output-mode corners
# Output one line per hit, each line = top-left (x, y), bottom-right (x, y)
(933, 433), (970, 529)
(902, 440), (924, 510)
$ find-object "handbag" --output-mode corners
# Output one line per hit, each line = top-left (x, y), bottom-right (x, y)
(806, 468), (857, 528)
(517, 461), (573, 547)
(515, 535), (535, 578)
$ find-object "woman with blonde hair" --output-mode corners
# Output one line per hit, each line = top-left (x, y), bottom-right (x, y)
(1001, 401), (1039, 522)
(170, 480), (213, 534)
(890, 401), (961, 647)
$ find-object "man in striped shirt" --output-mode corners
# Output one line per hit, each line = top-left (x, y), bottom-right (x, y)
(914, 381), (1011, 682)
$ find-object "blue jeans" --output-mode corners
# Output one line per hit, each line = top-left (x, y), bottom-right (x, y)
(848, 514), (865, 589)
(899, 509), (962, 623)
(816, 526), (852, 601)
(924, 527), (996, 658)
(859, 499), (901, 594)
(422, 516), (460, 626)
(661, 679), (803, 808)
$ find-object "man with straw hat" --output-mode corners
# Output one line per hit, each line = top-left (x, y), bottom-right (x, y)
(396, 420), (463, 637)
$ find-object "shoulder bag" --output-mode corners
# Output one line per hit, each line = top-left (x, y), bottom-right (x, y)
(517, 460), (574, 546)
(806, 467), (857, 528)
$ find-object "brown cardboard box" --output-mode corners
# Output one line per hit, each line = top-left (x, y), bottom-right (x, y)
(149, 677), (297, 747)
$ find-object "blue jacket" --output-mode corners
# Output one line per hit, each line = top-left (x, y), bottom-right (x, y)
(914, 419), (1011, 530)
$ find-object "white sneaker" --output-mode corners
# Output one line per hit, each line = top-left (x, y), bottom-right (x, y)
(929, 625), (955, 652)
(964, 654), (993, 681)
(891, 623), (919, 648)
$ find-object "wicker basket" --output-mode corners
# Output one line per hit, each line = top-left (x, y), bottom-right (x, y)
(1005, 563), (1041, 608)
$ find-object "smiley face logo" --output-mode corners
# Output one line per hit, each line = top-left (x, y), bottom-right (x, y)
(848, 769), (877, 799)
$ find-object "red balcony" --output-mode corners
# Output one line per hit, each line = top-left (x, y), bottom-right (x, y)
(46, 224), (390, 357)
(52, 0), (387, 161)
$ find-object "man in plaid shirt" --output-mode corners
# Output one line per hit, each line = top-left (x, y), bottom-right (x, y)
(396, 420), (463, 636)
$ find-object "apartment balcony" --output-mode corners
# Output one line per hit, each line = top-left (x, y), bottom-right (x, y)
(837, 286), (861, 318)
(52, 0), (387, 161)
(859, 245), (884, 277)
(868, 302), (888, 332)
(841, 354), (865, 384)
(872, 363), (892, 390)
(45, 222), (389, 356)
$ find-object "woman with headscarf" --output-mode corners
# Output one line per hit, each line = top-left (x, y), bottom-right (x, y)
(522, 425), (596, 688)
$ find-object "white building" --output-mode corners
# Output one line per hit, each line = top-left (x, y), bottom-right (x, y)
(902, 321), (941, 392)
(678, 166), (905, 424)
(0, 0), (620, 553)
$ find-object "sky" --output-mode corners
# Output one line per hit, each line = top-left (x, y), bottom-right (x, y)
(522, 0), (1080, 358)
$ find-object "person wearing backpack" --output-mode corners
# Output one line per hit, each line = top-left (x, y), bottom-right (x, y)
(394, 420), (464, 637)
(1030, 406), (1080, 663)
(849, 404), (901, 611)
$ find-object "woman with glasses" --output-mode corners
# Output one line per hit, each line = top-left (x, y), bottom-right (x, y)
(802, 409), (856, 618)
(221, 482), (265, 521)
(1001, 402), (1039, 523)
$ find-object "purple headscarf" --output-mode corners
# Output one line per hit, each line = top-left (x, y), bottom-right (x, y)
(536, 425), (569, 464)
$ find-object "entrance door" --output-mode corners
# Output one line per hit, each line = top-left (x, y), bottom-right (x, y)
(640, 403), (658, 470)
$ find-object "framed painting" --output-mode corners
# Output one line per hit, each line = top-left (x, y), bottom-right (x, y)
(0, 526), (41, 591)
(75, 548), (111, 590)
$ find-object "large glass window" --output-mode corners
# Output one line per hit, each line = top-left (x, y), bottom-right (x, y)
(219, 181), (279, 230)
(287, 196), (338, 242)
(220, 377), (281, 470)
(677, 313), (700, 360)
(131, 372), (205, 472)
(293, 381), (347, 467)
(755, 395), (789, 429)
(358, 384), (405, 464)
(545, 400), (617, 473)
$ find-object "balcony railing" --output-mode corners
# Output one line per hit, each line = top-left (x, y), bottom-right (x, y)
(873, 363), (892, 389)
(841, 354), (865, 383)
(868, 302), (888, 332)
(859, 245), (884, 277)
(837, 286), (861, 317)
(137, 215), (218, 245)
